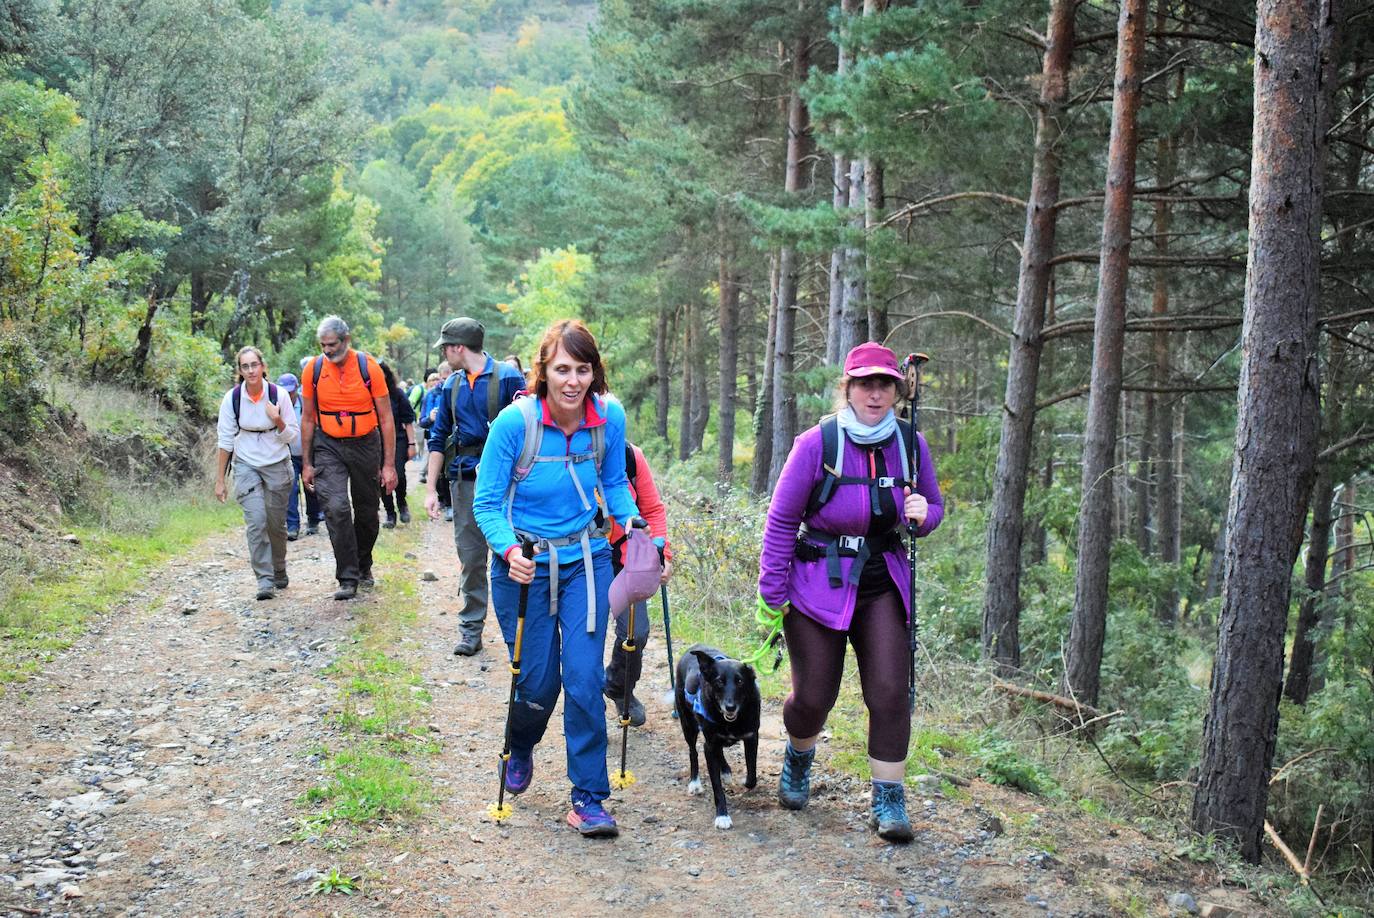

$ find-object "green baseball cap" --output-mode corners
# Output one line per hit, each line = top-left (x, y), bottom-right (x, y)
(434, 317), (484, 350)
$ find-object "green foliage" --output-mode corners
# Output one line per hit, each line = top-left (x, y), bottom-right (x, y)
(500, 245), (594, 358)
(0, 322), (45, 444)
(310, 867), (359, 896)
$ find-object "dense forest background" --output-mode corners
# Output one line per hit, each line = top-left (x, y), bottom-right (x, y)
(2, 0), (1373, 906)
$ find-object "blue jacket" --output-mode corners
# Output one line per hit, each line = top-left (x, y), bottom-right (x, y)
(474, 394), (639, 566)
(425, 354), (525, 477)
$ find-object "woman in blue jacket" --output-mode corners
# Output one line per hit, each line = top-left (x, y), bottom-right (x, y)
(473, 319), (642, 838)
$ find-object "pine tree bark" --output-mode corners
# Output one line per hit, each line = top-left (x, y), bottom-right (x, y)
(826, 0), (859, 365)
(1152, 23), (1183, 623)
(655, 307), (671, 443)
(680, 302), (695, 461)
(767, 30), (812, 488)
(982, 0), (1075, 675)
(752, 257), (780, 494)
(865, 158), (887, 342)
(1191, 0), (1336, 863)
(1064, 0), (1147, 709)
(718, 251), (741, 485)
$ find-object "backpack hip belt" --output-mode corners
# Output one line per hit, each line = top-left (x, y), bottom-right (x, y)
(796, 526), (904, 588)
(512, 521), (603, 632)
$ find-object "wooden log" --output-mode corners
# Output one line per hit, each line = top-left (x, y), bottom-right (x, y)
(992, 682), (1105, 720)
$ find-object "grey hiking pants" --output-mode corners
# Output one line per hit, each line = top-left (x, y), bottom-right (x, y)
(449, 475), (489, 636)
(233, 457), (293, 589)
(314, 430), (382, 585)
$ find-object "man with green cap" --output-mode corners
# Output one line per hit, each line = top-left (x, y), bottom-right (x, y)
(424, 317), (526, 655)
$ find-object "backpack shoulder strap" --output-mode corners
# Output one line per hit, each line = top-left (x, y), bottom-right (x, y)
(511, 396), (543, 483)
(231, 384), (243, 429)
(487, 361), (502, 424)
(625, 443), (638, 488)
(312, 356), (324, 389)
(804, 415), (844, 517)
(356, 351), (371, 388)
(267, 382), (278, 407)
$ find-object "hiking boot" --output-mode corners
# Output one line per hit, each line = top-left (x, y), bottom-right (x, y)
(870, 780), (914, 843)
(778, 742), (815, 810)
(453, 632), (482, 656)
(398, 507), (411, 524)
(359, 569), (375, 591)
(287, 528), (299, 542)
(444, 507), (454, 522)
(334, 581), (357, 601)
(305, 524), (319, 536)
(256, 586), (275, 601)
(567, 795), (618, 838)
(502, 751), (533, 795)
(274, 573), (289, 590)
(383, 513), (397, 530)
(604, 684), (646, 727)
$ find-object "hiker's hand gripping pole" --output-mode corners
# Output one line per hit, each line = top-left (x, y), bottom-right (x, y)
(901, 353), (929, 716)
(489, 539), (535, 822)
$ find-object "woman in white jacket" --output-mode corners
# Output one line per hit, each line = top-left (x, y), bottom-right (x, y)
(214, 346), (299, 600)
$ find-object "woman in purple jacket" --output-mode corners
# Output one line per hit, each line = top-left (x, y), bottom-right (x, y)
(757, 342), (943, 842)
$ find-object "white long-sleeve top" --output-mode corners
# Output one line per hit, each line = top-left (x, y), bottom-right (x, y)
(216, 384), (298, 468)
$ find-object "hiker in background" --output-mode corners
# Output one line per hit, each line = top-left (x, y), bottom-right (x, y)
(215, 346), (298, 601)
(757, 342), (943, 843)
(503, 353), (527, 385)
(410, 368), (433, 475)
(276, 373), (317, 541)
(424, 317), (524, 656)
(300, 316), (397, 601)
(602, 440), (673, 727)
(472, 319), (644, 838)
(379, 362), (418, 529)
(419, 363), (453, 518)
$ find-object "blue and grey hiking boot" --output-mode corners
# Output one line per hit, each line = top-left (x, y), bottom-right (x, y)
(778, 741), (815, 810)
(502, 751), (533, 796)
(870, 780), (914, 843)
(567, 793), (618, 838)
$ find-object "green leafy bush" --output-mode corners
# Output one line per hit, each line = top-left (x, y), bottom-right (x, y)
(0, 323), (46, 445)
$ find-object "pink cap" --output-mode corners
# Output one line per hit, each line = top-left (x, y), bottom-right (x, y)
(843, 342), (903, 381)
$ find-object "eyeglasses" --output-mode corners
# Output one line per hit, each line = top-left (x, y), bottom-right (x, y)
(239, 361), (262, 370)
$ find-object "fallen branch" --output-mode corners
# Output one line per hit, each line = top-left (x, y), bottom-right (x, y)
(992, 682), (1105, 721)
(1269, 747), (1336, 785)
(1265, 821), (1313, 888)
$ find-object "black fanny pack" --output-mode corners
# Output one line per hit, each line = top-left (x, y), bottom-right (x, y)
(795, 529), (903, 587)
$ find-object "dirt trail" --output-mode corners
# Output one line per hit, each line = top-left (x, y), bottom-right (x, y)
(1, 472), (1267, 917)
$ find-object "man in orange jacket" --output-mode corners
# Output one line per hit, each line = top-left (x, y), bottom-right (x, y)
(300, 315), (397, 600)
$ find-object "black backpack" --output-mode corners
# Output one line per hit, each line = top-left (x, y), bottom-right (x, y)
(803, 414), (916, 519)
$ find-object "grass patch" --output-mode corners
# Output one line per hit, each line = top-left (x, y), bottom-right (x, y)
(0, 486), (239, 689)
(298, 524), (436, 839)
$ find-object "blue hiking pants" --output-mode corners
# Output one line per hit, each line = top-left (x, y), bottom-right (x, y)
(490, 546), (613, 802)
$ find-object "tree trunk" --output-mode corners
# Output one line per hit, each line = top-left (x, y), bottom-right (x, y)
(840, 154), (866, 353)
(865, 157), (887, 342)
(130, 293), (160, 377)
(1064, 0), (1146, 709)
(1191, 0), (1336, 864)
(680, 302), (695, 461)
(655, 307), (671, 443)
(691, 313), (710, 453)
(752, 257), (780, 494)
(718, 250), (741, 485)
(1152, 18), (1183, 623)
(982, 0), (1075, 675)
(767, 30), (812, 488)
(1285, 464), (1335, 705)
(825, 0), (858, 365)
(190, 271), (211, 334)
(1135, 390), (1155, 554)
(1204, 511), (1227, 601)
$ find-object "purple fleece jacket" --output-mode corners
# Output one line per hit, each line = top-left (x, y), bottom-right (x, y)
(758, 423), (944, 631)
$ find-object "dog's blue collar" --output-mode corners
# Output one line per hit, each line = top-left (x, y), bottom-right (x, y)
(684, 683), (716, 723)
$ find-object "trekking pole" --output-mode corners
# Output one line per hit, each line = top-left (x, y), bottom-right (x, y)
(610, 595), (639, 790)
(901, 353), (929, 715)
(489, 539), (535, 822)
(659, 543), (679, 718)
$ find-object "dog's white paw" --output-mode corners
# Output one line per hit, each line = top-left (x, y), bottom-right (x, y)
(687, 778), (703, 796)
(714, 814), (733, 830)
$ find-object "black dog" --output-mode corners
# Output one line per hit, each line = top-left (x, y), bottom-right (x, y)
(675, 644), (760, 829)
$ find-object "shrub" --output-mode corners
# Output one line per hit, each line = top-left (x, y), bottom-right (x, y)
(0, 322), (46, 446)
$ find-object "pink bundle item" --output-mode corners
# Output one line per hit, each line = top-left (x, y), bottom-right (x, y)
(608, 528), (661, 620)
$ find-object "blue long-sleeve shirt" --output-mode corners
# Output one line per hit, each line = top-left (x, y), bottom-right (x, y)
(424, 354), (525, 477)
(474, 394), (640, 565)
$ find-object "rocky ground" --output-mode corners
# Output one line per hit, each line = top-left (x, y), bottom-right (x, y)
(0, 471), (1272, 917)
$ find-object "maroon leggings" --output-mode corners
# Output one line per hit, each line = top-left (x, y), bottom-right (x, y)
(782, 587), (911, 762)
